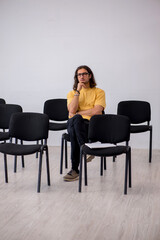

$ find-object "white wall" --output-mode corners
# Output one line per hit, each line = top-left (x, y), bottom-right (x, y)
(0, 0), (160, 148)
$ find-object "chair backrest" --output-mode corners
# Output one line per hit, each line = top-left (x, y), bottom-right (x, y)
(0, 98), (6, 104)
(88, 114), (130, 144)
(43, 99), (68, 121)
(0, 104), (22, 129)
(9, 112), (49, 141)
(117, 100), (151, 124)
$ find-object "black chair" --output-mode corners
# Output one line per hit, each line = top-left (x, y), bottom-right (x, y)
(79, 114), (131, 195)
(43, 99), (69, 173)
(0, 104), (24, 171)
(0, 112), (50, 192)
(0, 98), (6, 104)
(117, 100), (152, 162)
(43, 99), (68, 131)
(0, 103), (23, 142)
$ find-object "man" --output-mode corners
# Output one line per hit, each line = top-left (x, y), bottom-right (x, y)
(63, 65), (106, 181)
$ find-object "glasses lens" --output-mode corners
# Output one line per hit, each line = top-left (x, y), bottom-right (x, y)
(77, 72), (89, 77)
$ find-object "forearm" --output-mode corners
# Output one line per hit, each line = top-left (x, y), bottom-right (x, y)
(77, 105), (104, 117)
(68, 95), (79, 114)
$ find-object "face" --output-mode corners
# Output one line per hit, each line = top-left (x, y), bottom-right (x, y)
(77, 68), (91, 85)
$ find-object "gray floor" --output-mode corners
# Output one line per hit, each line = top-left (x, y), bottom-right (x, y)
(0, 147), (160, 240)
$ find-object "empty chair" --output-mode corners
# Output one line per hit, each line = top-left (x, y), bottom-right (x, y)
(0, 112), (50, 192)
(0, 104), (22, 142)
(43, 99), (69, 173)
(43, 99), (68, 131)
(0, 104), (24, 171)
(117, 100), (152, 162)
(79, 114), (131, 195)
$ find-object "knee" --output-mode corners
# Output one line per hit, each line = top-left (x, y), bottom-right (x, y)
(67, 114), (82, 130)
(74, 114), (83, 121)
(73, 114), (83, 124)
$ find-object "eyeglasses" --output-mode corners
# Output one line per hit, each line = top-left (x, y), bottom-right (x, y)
(77, 72), (89, 77)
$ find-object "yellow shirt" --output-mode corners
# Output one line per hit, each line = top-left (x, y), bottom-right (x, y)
(67, 87), (106, 120)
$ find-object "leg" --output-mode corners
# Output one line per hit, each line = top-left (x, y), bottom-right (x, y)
(100, 157), (103, 176)
(149, 127), (152, 163)
(79, 147), (83, 192)
(4, 154), (8, 183)
(67, 115), (89, 172)
(14, 139), (18, 173)
(64, 115), (89, 181)
(60, 135), (64, 174)
(37, 151), (43, 193)
(124, 153), (129, 195)
(129, 148), (132, 188)
(21, 140), (25, 168)
(45, 146), (51, 186)
(65, 139), (68, 168)
(104, 157), (106, 170)
(84, 154), (87, 186)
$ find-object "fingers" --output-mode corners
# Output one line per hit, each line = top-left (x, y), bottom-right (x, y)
(77, 82), (86, 91)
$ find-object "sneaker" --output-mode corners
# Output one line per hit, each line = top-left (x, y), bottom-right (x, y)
(86, 155), (95, 163)
(63, 170), (79, 182)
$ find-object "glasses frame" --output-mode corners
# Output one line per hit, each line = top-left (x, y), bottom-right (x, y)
(77, 72), (89, 77)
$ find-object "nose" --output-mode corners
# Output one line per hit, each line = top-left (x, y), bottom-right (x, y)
(79, 74), (84, 79)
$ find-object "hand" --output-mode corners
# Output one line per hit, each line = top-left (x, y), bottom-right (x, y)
(69, 112), (76, 118)
(77, 82), (87, 92)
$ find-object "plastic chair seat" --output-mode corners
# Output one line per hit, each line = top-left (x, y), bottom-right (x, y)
(82, 145), (130, 157)
(130, 125), (151, 133)
(49, 122), (67, 131)
(0, 143), (43, 155)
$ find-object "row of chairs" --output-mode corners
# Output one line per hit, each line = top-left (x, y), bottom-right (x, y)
(49, 99), (152, 170)
(44, 99), (152, 195)
(0, 98), (152, 194)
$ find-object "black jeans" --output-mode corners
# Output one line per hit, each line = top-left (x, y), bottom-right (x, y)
(67, 114), (89, 172)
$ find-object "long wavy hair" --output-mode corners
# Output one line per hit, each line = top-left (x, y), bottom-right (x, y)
(73, 65), (97, 90)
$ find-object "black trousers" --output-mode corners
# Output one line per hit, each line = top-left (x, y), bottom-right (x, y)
(67, 114), (89, 172)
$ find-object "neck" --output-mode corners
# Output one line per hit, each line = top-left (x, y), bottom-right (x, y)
(84, 82), (90, 88)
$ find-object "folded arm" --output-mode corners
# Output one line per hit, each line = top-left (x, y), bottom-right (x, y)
(69, 105), (104, 118)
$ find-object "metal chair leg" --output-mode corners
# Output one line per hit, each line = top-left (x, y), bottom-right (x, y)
(79, 148), (83, 192)
(45, 147), (50, 186)
(65, 139), (68, 169)
(21, 140), (25, 168)
(4, 154), (8, 183)
(84, 154), (87, 186)
(124, 153), (129, 195)
(149, 127), (152, 163)
(37, 151), (43, 193)
(104, 157), (106, 170)
(14, 139), (18, 172)
(129, 148), (132, 188)
(100, 157), (103, 176)
(60, 136), (64, 174)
